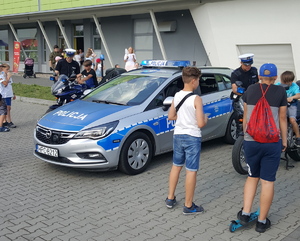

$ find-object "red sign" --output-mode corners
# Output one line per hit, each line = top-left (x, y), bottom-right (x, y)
(13, 41), (21, 73)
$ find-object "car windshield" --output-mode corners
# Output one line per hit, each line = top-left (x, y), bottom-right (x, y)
(83, 75), (167, 106)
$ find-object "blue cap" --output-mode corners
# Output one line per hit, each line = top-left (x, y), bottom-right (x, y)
(239, 53), (254, 65)
(259, 63), (277, 77)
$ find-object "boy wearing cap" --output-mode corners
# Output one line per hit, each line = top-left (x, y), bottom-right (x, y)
(236, 63), (287, 233)
(55, 49), (80, 79)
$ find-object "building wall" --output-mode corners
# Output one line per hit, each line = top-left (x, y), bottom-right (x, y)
(1, 0), (136, 15)
(190, 0), (300, 77)
(154, 10), (208, 66)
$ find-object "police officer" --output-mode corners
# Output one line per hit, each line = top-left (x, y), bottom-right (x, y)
(231, 53), (259, 137)
(55, 49), (80, 79)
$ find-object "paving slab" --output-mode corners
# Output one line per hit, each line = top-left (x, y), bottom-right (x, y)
(0, 99), (299, 241)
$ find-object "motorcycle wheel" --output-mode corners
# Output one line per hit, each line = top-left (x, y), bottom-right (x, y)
(286, 127), (300, 161)
(287, 148), (300, 162)
(232, 135), (248, 175)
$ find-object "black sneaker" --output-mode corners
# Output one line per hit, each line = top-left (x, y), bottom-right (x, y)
(165, 196), (176, 209)
(7, 122), (16, 128)
(237, 209), (250, 225)
(2, 122), (8, 127)
(183, 202), (204, 215)
(255, 218), (271, 233)
(295, 138), (300, 147)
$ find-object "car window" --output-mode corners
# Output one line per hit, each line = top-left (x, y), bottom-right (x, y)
(200, 74), (218, 94)
(165, 77), (184, 97)
(223, 75), (232, 89)
(83, 75), (167, 106)
(215, 74), (226, 91)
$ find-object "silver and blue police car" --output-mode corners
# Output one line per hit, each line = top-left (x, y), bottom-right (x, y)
(34, 60), (235, 175)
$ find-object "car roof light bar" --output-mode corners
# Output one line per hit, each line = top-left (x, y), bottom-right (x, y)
(140, 60), (191, 68)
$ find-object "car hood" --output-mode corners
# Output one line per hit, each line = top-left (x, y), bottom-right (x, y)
(38, 100), (134, 131)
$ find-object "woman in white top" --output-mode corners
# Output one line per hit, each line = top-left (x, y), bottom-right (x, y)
(124, 47), (136, 71)
(85, 48), (97, 69)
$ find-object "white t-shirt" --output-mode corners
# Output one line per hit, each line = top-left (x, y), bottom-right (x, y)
(173, 90), (201, 137)
(0, 72), (13, 98)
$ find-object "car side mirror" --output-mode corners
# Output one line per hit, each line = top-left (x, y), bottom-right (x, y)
(162, 96), (173, 111)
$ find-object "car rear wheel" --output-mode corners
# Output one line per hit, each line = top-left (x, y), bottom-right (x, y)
(119, 132), (153, 175)
(224, 114), (237, 144)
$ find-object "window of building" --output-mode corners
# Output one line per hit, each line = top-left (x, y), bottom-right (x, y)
(134, 19), (153, 60)
(0, 30), (9, 62)
(93, 27), (101, 50)
(58, 27), (67, 52)
(74, 25), (84, 51)
(17, 28), (38, 62)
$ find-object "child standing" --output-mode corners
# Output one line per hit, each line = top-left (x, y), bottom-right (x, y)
(0, 64), (16, 128)
(166, 67), (208, 214)
(237, 63), (287, 233)
(276, 71), (300, 146)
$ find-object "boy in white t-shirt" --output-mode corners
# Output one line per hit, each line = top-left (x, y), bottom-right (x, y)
(165, 67), (208, 214)
(0, 64), (9, 132)
(0, 64), (16, 128)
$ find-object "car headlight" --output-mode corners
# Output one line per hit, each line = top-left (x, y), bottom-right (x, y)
(73, 121), (119, 140)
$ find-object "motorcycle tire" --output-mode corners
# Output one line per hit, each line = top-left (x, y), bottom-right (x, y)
(287, 148), (300, 161)
(232, 135), (248, 175)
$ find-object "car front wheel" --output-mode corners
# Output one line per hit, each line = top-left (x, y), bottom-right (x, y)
(119, 132), (153, 175)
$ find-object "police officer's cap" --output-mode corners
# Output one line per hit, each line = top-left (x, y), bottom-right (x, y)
(239, 53), (254, 66)
(65, 48), (76, 57)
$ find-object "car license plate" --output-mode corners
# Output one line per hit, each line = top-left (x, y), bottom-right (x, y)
(36, 145), (58, 157)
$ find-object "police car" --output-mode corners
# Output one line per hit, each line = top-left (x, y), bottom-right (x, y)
(34, 60), (235, 175)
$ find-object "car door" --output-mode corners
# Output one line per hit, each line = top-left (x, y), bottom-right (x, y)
(200, 74), (232, 141)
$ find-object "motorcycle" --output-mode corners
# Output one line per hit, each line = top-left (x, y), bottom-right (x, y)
(46, 74), (87, 113)
(230, 81), (245, 139)
(232, 84), (300, 175)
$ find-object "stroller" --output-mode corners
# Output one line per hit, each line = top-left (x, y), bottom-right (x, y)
(23, 57), (36, 78)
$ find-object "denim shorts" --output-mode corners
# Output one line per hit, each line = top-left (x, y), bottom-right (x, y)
(0, 100), (7, 115)
(244, 140), (282, 181)
(3, 97), (11, 106)
(287, 104), (297, 119)
(173, 134), (201, 171)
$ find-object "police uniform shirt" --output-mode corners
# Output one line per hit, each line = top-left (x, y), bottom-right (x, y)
(230, 66), (259, 90)
(55, 59), (80, 77)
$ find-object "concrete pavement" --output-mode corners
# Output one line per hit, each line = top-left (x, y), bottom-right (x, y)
(0, 74), (299, 241)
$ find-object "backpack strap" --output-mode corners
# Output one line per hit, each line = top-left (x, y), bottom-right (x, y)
(175, 93), (195, 112)
(260, 83), (271, 97)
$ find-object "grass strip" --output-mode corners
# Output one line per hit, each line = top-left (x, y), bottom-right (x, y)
(12, 83), (54, 101)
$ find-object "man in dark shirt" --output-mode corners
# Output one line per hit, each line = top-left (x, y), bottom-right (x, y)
(231, 53), (259, 137)
(55, 49), (80, 79)
(49, 45), (61, 71)
(231, 53), (259, 93)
